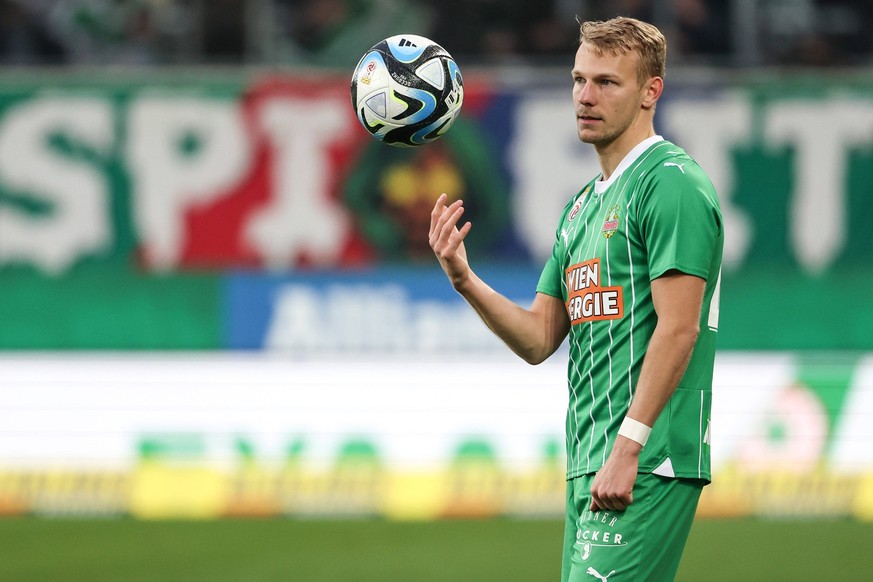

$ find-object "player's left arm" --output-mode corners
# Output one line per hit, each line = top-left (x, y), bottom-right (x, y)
(589, 270), (705, 512)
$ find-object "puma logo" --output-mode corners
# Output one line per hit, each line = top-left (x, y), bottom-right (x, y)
(663, 162), (686, 174)
(587, 566), (616, 581)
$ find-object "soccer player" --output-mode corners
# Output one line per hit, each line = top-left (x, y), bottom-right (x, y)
(429, 16), (723, 581)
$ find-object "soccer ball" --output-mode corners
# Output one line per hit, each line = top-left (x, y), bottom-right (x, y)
(351, 34), (463, 147)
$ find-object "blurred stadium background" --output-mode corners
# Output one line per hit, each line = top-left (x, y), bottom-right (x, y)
(1, 0), (872, 580)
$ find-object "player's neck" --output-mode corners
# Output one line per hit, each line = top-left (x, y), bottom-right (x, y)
(596, 125), (656, 181)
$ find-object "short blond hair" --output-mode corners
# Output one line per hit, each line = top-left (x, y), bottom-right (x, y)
(578, 17), (667, 84)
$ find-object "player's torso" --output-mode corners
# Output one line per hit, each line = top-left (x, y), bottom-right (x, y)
(556, 142), (677, 476)
(557, 150), (664, 364)
(559, 184), (649, 328)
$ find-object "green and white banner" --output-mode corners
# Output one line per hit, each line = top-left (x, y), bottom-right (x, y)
(0, 74), (872, 351)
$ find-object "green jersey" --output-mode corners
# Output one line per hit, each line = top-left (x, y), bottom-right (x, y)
(537, 136), (723, 482)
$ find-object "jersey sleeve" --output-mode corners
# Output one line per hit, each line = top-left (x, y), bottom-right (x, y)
(536, 247), (564, 299)
(536, 201), (574, 300)
(638, 164), (722, 281)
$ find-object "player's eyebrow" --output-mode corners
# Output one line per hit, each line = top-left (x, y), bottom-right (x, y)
(571, 69), (621, 82)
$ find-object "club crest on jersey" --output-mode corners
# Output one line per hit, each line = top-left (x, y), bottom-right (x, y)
(568, 187), (590, 222)
(601, 205), (620, 238)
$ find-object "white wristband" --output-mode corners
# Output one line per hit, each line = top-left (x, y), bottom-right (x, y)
(618, 417), (652, 447)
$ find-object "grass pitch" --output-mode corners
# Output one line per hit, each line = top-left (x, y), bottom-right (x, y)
(0, 517), (869, 581)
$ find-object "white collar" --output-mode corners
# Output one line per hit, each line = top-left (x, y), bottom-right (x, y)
(594, 135), (664, 194)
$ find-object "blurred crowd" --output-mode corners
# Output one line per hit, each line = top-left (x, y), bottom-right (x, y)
(1, 0), (872, 68)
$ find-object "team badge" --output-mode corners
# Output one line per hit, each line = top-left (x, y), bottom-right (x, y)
(568, 187), (590, 222)
(601, 205), (620, 238)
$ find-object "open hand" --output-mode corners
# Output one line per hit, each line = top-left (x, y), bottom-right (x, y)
(429, 193), (473, 289)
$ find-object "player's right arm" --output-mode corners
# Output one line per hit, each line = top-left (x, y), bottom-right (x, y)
(429, 194), (569, 364)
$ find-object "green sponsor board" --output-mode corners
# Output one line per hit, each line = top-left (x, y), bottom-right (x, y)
(0, 265), (221, 349)
(719, 266), (873, 350)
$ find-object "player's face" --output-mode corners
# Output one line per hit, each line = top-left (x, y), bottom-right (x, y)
(571, 43), (650, 148)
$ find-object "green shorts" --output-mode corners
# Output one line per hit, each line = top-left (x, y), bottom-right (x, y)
(561, 472), (704, 582)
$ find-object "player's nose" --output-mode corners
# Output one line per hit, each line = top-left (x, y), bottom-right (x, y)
(575, 82), (596, 106)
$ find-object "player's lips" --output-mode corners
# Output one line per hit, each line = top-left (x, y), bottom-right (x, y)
(577, 113), (602, 124)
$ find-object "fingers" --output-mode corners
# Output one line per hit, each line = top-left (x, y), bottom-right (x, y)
(589, 489), (632, 512)
(429, 193), (448, 238)
(431, 197), (462, 235)
(429, 194), (470, 255)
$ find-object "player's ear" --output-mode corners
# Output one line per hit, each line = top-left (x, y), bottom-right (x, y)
(641, 76), (663, 110)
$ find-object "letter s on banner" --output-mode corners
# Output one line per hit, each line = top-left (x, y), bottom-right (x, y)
(0, 98), (113, 273)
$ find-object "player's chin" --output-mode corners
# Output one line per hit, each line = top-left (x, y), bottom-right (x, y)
(577, 129), (602, 144)
(578, 125), (616, 146)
